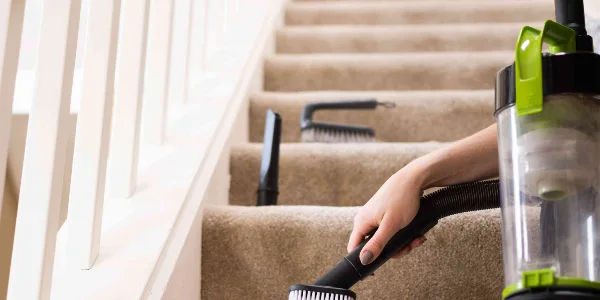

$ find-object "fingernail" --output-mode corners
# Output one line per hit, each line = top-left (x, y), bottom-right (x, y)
(360, 250), (374, 265)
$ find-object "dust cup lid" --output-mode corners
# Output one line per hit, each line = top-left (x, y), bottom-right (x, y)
(495, 52), (600, 117)
(495, 20), (600, 118)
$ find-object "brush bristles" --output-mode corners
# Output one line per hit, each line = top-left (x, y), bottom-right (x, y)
(301, 128), (375, 143)
(288, 290), (355, 300)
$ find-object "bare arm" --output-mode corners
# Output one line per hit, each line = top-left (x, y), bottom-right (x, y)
(348, 124), (500, 265)
(413, 123), (499, 189)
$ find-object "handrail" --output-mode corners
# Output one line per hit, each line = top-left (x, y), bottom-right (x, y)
(1, 0), (275, 299)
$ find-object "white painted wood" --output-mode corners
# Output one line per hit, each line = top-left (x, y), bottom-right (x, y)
(6, 0), (82, 298)
(108, 0), (151, 198)
(188, 0), (207, 100)
(47, 1), (284, 298)
(142, 0), (175, 145)
(0, 0), (26, 221)
(67, 0), (121, 270)
(168, 0), (193, 104)
(203, 0), (225, 68)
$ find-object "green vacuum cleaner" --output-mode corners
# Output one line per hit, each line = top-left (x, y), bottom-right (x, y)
(288, 0), (600, 299)
(496, 1), (600, 298)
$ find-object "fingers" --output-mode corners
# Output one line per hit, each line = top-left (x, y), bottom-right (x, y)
(347, 214), (376, 253)
(392, 237), (427, 259)
(358, 214), (401, 265)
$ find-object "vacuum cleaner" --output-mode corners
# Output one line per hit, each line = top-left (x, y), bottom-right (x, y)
(288, 0), (600, 299)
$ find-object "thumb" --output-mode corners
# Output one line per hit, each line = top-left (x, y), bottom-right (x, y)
(359, 214), (401, 265)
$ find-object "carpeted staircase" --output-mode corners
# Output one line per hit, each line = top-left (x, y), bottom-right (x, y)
(201, 1), (554, 299)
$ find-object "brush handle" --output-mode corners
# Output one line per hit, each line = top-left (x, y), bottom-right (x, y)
(300, 99), (383, 129)
(314, 201), (439, 289)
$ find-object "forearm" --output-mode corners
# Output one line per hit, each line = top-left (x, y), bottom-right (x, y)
(406, 124), (499, 189)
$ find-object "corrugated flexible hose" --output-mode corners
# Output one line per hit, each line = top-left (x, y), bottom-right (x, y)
(313, 179), (501, 290)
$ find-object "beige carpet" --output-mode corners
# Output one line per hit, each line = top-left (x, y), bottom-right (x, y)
(249, 90), (494, 143)
(277, 23), (532, 53)
(202, 0), (553, 299)
(202, 206), (508, 300)
(285, 1), (553, 25)
(230, 143), (445, 206)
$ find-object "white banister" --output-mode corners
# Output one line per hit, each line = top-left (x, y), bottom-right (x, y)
(141, 0), (175, 145)
(107, 0), (151, 198)
(7, 0), (82, 298)
(0, 0), (26, 217)
(67, 0), (121, 270)
(168, 0), (194, 104)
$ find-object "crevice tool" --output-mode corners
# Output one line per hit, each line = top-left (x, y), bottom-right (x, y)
(256, 109), (282, 206)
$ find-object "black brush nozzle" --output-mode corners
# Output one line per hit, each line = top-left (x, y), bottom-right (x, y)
(256, 109), (281, 206)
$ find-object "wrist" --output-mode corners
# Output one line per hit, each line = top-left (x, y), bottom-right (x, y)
(397, 158), (433, 190)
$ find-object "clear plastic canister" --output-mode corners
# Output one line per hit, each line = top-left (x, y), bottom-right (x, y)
(497, 93), (600, 291)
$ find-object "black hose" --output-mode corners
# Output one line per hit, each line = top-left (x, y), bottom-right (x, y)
(314, 179), (500, 289)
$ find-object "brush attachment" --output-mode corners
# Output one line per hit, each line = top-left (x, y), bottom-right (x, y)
(256, 109), (282, 206)
(300, 99), (395, 143)
(288, 180), (501, 298)
(289, 284), (356, 300)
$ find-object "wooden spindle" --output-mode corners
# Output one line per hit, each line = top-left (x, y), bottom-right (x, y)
(107, 0), (151, 198)
(141, 0), (175, 145)
(0, 0), (26, 217)
(67, 0), (121, 270)
(7, 0), (82, 299)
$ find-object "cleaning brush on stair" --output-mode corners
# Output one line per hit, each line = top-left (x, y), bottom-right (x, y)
(300, 99), (396, 143)
(288, 179), (501, 299)
(256, 109), (282, 206)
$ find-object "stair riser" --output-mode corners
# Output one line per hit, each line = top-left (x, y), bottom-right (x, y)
(229, 143), (444, 206)
(286, 2), (553, 25)
(202, 206), (506, 300)
(250, 91), (495, 143)
(277, 23), (533, 53)
(265, 52), (513, 92)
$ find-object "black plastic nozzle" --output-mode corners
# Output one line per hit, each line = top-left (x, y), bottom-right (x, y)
(555, 0), (594, 51)
(256, 110), (282, 206)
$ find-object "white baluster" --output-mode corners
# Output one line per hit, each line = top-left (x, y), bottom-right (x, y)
(141, 0), (175, 145)
(0, 0), (26, 217)
(203, 0), (225, 70)
(168, 0), (193, 104)
(188, 0), (207, 101)
(7, 0), (82, 299)
(107, 0), (151, 198)
(67, 0), (121, 270)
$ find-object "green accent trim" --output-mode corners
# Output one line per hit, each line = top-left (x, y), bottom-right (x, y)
(502, 269), (600, 299)
(515, 20), (576, 116)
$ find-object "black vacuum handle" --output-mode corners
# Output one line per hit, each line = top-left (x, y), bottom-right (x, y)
(554, 0), (594, 51)
(314, 202), (439, 289)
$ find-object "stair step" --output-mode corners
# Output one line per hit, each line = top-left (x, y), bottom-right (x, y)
(264, 51), (513, 92)
(286, 1), (553, 26)
(230, 143), (445, 206)
(277, 23), (530, 53)
(201, 204), (505, 300)
(249, 90), (495, 143)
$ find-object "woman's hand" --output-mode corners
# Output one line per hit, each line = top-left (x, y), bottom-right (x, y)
(347, 164), (428, 265)
(347, 124), (500, 265)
